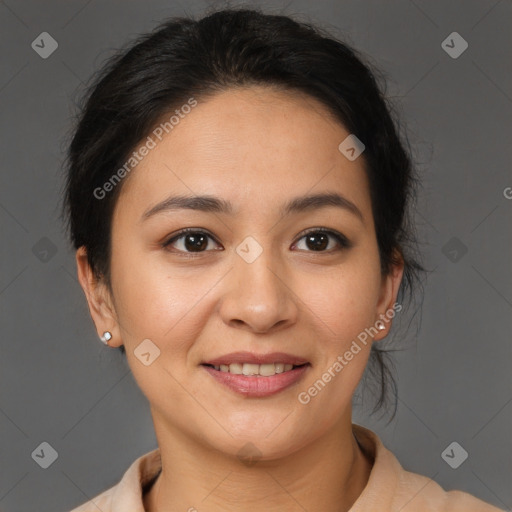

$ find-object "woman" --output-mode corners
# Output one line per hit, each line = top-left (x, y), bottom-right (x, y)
(64, 7), (504, 512)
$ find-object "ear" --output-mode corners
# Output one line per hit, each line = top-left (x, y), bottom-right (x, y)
(76, 246), (122, 348)
(373, 250), (405, 341)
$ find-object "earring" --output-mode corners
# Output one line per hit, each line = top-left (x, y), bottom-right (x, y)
(100, 331), (112, 345)
(377, 323), (386, 331)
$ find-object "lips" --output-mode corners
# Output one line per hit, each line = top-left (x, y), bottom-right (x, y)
(200, 351), (311, 397)
(202, 351), (309, 366)
(202, 363), (310, 397)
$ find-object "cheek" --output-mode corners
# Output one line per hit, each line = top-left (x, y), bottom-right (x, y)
(293, 267), (380, 429)
(303, 257), (382, 347)
(110, 247), (206, 350)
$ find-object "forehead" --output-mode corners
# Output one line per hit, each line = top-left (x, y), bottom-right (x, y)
(116, 86), (371, 220)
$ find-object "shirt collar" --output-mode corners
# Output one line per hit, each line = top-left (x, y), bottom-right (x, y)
(107, 423), (398, 512)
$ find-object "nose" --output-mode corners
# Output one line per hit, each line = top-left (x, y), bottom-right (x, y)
(219, 243), (299, 334)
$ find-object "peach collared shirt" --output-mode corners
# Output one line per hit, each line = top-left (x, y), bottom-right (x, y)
(69, 424), (504, 511)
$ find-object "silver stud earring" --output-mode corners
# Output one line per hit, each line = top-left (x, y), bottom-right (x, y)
(100, 331), (112, 345)
(377, 323), (386, 331)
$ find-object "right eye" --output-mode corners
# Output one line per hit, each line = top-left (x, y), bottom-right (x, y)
(162, 228), (222, 255)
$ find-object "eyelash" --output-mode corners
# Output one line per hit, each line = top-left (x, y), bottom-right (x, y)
(162, 227), (352, 256)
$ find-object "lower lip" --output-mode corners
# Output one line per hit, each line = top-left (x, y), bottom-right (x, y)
(201, 364), (310, 398)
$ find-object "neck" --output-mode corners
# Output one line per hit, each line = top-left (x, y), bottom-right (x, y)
(144, 412), (372, 512)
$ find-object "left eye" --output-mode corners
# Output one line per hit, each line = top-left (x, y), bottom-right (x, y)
(163, 228), (350, 254)
(292, 229), (351, 252)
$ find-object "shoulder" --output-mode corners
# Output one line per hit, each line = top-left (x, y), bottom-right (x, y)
(351, 424), (505, 512)
(67, 447), (161, 512)
(68, 486), (114, 512)
(394, 466), (505, 511)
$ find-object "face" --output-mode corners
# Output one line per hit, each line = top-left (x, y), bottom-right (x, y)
(78, 86), (403, 460)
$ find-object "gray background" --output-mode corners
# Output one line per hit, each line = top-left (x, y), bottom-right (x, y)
(0, 0), (510, 511)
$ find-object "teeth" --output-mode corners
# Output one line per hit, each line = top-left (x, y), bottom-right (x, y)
(242, 363), (260, 376)
(259, 363), (276, 376)
(211, 362), (303, 376)
(229, 363), (243, 374)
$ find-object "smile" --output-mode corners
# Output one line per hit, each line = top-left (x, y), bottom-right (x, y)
(201, 362), (310, 397)
(204, 362), (304, 376)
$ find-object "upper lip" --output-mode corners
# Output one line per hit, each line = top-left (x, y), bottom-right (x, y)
(202, 351), (309, 366)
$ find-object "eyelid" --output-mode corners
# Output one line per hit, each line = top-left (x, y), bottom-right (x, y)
(294, 227), (352, 249)
(162, 227), (220, 250)
(162, 227), (352, 253)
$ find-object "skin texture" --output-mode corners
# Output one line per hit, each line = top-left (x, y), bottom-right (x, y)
(76, 85), (404, 511)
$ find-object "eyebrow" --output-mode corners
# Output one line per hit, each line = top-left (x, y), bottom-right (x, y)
(141, 192), (364, 223)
